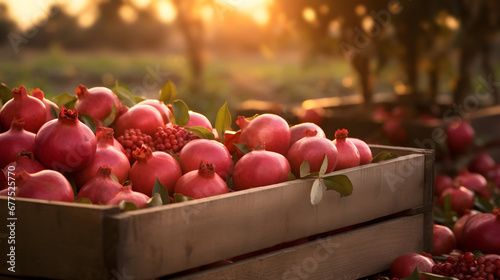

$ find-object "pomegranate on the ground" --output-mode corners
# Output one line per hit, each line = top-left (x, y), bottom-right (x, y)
(439, 185), (474, 216)
(390, 253), (435, 280)
(454, 168), (490, 199)
(462, 207), (500, 254)
(432, 224), (457, 256)
(432, 251), (500, 279)
(446, 120), (475, 155)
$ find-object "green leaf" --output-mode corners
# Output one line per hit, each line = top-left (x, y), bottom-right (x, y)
(319, 154), (328, 176)
(474, 195), (494, 213)
(0, 83), (11, 105)
(79, 114), (96, 134)
(159, 80), (178, 103)
(110, 173), (119, 182)
(50, 105), (59, 119)
(152, 178), (170, 205)
(147, 193), (163, 208)
(234, 143), (251, 155)
(371, 151), (398, 163)
(112, 81), (136, 107)
(171, 100), (190, 126)
(433, 194), (457, 228)
(174, 193), (194, 202)
(322, 175), (353, 197)
(472, 250), (485, 259)
(119, 200), (139, 211)
(420, 272), (459, 280)
(186, 126), (215, 140)
(310, 178), (325, 205)
(405, 267), (421, 280)
(102, 103), (116, 127)
(287, 172), (296, 181)
(215, 102), (231, 143)
(75, 197), (92, 204)
(134, 95), (145, 103)
(52, 92), (77, 109)
(300, 160), (311, 178)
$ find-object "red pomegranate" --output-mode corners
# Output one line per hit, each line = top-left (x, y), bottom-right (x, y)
(297, 107), (325, 126)
(178, 139), (233, 181)
(34, 106), (96, 173)
(434, 174), (453, 197)
(0, 118), (36, 168)
(454, 168), (490, 199)
(236, 114), (291, 156)
(289, 122), (326, 147)
(114, 104), (164, 137)
(76, 166), (123, 204)
(31, 88), (59, 122)
(106, 183), (150, 209)
(452, 209), (480, 249)
(439, 185), (474, 216)
(390, 253), (435, 280)
(382, 118), (408, 145)
(462, 207), (500, 254)
(186, 111), (213, 130)
(446, 120), (475, 155)
(468, 151), (495, 176)
(4, 151), (46, 175)
(174, 161), (229, 199)
(286, 129), (338, 177)
(138, 99), (171, 124)
(332, 129), (360, 170)
(348, 137), (372, 165)
(223, 130), (240, 154)
(15, 170), (74, 202)
(75, 84), (122, 127)
(0, 85), (46, 133)
(433, 224), (457, 256)
(129, 145), (182, 196)
(232, 150), (291, 191)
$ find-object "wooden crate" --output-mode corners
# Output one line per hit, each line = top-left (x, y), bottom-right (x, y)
(0, 145), (433, 280)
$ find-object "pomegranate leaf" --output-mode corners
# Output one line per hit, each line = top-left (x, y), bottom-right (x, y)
(186, 126), (215, 140)
(322, 175), (353, 197)
(112, 81), (136, 108)
(215, 102), (231, 143)
(173, 193), (194, 202)
(319, 154), (328, 176)
(172, 99), (190, 126)
(310, 178), (325, 205)
(110, 172), (119, 183)
(159, 80), (177, 104)
(52, 92), (77, 109)
(79, 114), (96, 134)
(75, 197), (92, 204)
(433, 194), (457, 228)
(50, 105), (59, 119)
(371, 151), (398, 163)
(119, 200), (139, 212)
(300, 160), (311, 178)
(420, 272), (458, 280)
(234, 143), (251, 155)
(102, 103), (116, 127)
(474, 195), (494, 213)
(152, 178), (170, 205)
(402, 267), (421, 280)
(287, 172), (296, 181)
(147, 193), (163, 208)
(0, 83), (10, 105)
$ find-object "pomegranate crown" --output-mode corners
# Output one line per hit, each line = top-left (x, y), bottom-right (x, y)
(31, 88), (44, 99)
(334, 128), (349, 141)
(304, 129), (318, 137)
(75, 84), (89, 98)
(96, 127), (115, 145)
(10, 118), (26, 130)
(236, 115), (250, 130)
(12, 84), (27, 98)
(97, 165), (113, 177)
(58, 105), (79, 121)
(132, 145), (153, 161)
(198, 160), (215, 177)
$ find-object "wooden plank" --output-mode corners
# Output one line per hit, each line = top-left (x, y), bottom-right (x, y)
(0, 197), (119, 280)
(171, 214), (427, 280)
(109, 152), (428, 278)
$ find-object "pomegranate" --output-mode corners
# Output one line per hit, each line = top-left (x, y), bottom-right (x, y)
(446, 120), (475, 155)
(77, 166), (123, 204)
(433, 224), (457, 256)
(286, 129), (338, 177)
(468, 151), (495, 176)
(129, 145), (182, 196)
(31, 88), (59, 121)
(232, 150), (291, 191)
(0, 85), (46, 133)
(223, 130), (240, 154)
(34, 106), (96, 173)
(462, 207), (500, 254)
(138, 99), (171, 124)
(185, 111), (213, 130)
(348, 137), (372, 165)
(390, 253), (435, 280)
(297, 107), (325, 126)
(97, 126), (126, 154)
(434, 174), (453, 197)
(15, 170), (74, 202)
(106, 183), (150, 209)
(372, 105), (390, 121)
(332, 129), (360, 170)
(439, 185), (474, 216)
(72, 126), (130, 190)
(0, 118), (36, 168)
(4, 151), (46, 175)
(454, 168), (490, 199)
(382, 118), (408, 145)
(178, 139), (233, 181)
(289, 122), (326, 147)
(0, 169), (6, 190)
(236, 114), (291, 156)
(174, 161), (229, 199)
(453, 209), (480, 249)
(74, 84), (122, 127)
(114, 104), (164, 137)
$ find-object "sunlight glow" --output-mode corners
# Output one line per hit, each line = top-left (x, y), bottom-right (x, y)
(199, 4), (214, 22)
(119, 4), (138, 24)
(2, 0), (60, 30)
(302, 7), (316, 23)
(132, 0), (152, 9)
(252, 7), (269, 25)
(78, 9), (97, 28)
(156, 0), (176, 23)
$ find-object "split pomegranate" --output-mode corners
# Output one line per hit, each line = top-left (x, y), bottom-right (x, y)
(174, 160), (229, 198)
(114, 104), (164, 137)
(446, 120), (475, 155)
(106, 183), (150, 209)
(178, 139), (233, 181)
(454, 168), (490, 199)
(34, 106), (96, 173)
(0, 118), (36, 168)
(73, 126), (130, 190)
(15, 170), (74, 202)
(348, 137), (372, 165)
(432, 224), (457, 256)
(129, 145), (182, 196)
(76, 166), (123, 204)
(186, 111), (213, 130)
(452, 209), (480, 249)
(232, 150), (291, 191)
(4, 151), (46, 175)
(390, 253), (435, 280)
(236, 114), (291, 156)
(286, 129), (338, 177)
(74, 84), (122, 127)
(462, 207), (500, 254)
(0, 85), (46, 133)
(439, 185), (474, 216)
(31, 88), (59, 122)
(332, 129), (360, 170)
(289, 122), (326, 147)
(434, 174), (453, 197)
(138, 99), (171, 124)
(468, 151), (495, 176)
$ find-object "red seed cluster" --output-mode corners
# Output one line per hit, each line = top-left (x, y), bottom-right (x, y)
(432, 252), (500, 280)
(150, 124), (198, 154)
(116, 128), (153, 163)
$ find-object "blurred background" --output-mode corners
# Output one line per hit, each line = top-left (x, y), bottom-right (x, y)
(0, 0), (499, 120)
